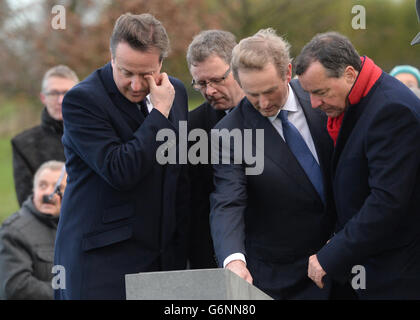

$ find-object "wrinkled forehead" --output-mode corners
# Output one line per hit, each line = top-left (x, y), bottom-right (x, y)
(113, 44), (162, 72)
(298, 61), (332, 91)
(34, 168), (63, 186)
(43, 76), (76, 91)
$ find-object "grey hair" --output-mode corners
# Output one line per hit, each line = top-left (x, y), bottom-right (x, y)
(186, 30), (237, 69)
(33, 160), (66, 189)
(294, 31), (361, 78)
(41, 65), (79, 93)
(110, 13), (170, 62)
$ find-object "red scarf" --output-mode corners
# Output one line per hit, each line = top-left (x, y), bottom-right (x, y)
(327, 56), (382, 145)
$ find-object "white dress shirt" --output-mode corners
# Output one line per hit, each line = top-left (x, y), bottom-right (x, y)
(268, 84), (319, 164)
(137, 94), (154, 113)
(144, 94), (153, 113)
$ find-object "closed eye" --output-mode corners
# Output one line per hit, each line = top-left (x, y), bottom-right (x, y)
(312, 89), (328, 96)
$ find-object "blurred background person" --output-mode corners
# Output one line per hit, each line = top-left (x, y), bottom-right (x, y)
(410, 86), (420, 98)
(0, 161), (67, 300)
(186, 30), (244, 269)
(389, 65), (420, 88)
(11, 65), (78, 206)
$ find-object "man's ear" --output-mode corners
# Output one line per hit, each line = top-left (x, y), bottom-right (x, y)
(40, 92), (46, 106)
(286, 63), (292, 82)
(157, 59), (163, 74)
(344, 66), (358, 84)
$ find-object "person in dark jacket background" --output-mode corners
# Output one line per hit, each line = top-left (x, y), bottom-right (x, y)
(186, 30), (244, 269)
(11, 65), (78, 206)
(0, 160), (67, 300)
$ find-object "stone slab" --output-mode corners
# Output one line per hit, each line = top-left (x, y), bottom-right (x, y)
(125, 268), (273, 300)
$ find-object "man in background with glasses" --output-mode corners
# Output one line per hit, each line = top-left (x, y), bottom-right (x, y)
(11, 65), (79, 206)
(186, 30), (244, 269)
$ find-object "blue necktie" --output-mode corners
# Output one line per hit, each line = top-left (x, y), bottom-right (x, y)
(278, 110), (325, 203)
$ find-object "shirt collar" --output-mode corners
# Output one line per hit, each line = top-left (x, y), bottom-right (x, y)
(143, 94), (154, 112)
(268, 83), (297, 123)
(145, 94), (151, 106)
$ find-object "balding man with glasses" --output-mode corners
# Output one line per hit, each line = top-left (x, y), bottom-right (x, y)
(186, 30), (244, 269)
(11, 65), (79, 206)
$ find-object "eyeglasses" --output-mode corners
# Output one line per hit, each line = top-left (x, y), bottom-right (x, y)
(191, 67), (231, 91)
(44, 90), (68, 98)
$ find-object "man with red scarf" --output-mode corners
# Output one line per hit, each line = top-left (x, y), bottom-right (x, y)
(295, 32), (420, 299)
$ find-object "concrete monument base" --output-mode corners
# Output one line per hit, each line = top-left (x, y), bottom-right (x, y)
(125, 268), (273, 300)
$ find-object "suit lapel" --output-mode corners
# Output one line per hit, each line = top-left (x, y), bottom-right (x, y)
(241, 98), (319, 200)
(168, 106), (176, 126)
(100, 62), (145, 128)
(332, 101), (365, 176)
(291, 80), (332, 180)
(207, 105), (226, 131)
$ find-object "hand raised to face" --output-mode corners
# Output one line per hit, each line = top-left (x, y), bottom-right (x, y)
(144, 72), (175, 118)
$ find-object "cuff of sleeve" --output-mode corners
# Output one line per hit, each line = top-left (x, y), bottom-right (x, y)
(223, 253), (246, 268)
(317, 242), (352, 284)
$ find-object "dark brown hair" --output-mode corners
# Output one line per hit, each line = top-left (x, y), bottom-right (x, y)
(110, 13), (170, 62)
(295, 32), (361, 78)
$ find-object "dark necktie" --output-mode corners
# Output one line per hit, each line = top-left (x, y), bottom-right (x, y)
(138, 100), (149, 118)
(278, 110), (325, 203)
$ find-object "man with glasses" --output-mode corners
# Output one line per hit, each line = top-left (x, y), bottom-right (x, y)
(186, 30), (244, 269)
(54, 13), (190, 299)
(11, 65), (79, 206)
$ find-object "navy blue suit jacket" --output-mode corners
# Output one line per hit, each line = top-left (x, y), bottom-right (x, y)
(188, 102), (226, 268)
(210, 80), (335, 299)
(317, 73), (420, 299)
(54, 63), (189, 299)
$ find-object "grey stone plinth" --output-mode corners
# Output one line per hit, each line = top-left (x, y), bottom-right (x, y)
(125, 268), (273, 300)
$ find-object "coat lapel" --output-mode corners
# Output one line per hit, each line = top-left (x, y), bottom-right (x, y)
(207, 106), (227, 131)
(241, 98), (319, 200)
(100, 62), (145, 129)
(331, 100), (365, 176)
(291, 80), (333, 183)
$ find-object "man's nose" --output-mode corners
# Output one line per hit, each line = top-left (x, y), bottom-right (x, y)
(259, 95), (269, 109)
(57, 93), (66, 104)
(310, 94), (323, 109)
(205, 83), (217, 96)
(131, 76), (145, 92)
(41, 185), (55, 201)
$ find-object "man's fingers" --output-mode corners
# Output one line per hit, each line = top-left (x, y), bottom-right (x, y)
(144, 74), (157, 90)
(308, 271), (324, 288)
(315, 278), (324, 289)
(245, 273), (253, 285)
(226, 260), (253, 284)
(308, 254), (326, 289)
(158, 73), (173, 89)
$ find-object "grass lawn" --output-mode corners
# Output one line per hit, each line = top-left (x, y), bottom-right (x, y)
(188, 96), (203, 111)
(0, 138), (19, 224)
